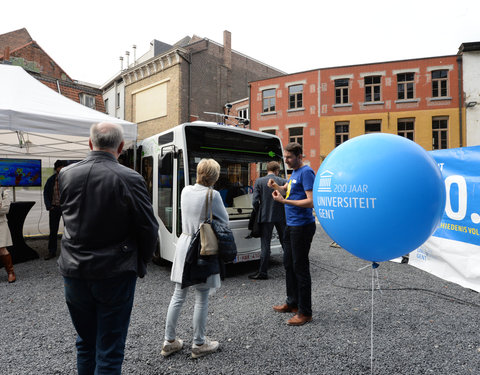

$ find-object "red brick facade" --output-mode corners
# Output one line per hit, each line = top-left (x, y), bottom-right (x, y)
(250, 55), (463, 173)
(249, 70), (321, 171)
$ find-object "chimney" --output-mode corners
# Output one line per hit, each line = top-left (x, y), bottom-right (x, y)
(3, 46), (10, 61)
(120, 56), (124, 71)
(223, 30), (231, 70)
(125, 51), (130, 67)
(133, 45), (137, 65)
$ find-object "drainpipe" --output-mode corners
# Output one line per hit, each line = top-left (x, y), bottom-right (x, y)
(188, 52), (192, 122)
(56, 80), (61, 94)
(457, 55), (464, 147)
(248, 83), (251, 129)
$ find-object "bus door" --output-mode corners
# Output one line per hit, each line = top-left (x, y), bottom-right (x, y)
(155, 147), (185, 262)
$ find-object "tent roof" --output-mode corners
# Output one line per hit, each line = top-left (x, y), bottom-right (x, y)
(0, 64), (137, 158)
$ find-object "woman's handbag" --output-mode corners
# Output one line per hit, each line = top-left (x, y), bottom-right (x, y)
(199, 189), (219, 256)
(211, 219), (237, 263)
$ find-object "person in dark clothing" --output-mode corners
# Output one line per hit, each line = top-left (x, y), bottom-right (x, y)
(43, 159), (67, 260)
(269, 142), (316, 326)
(58, 122), (159, 374)
(248, 161), (287, 280)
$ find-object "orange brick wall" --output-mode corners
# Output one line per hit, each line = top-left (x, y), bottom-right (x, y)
(250, 70), (321, 171)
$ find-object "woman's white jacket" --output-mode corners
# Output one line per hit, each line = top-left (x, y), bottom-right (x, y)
(170, 184), (229, 285)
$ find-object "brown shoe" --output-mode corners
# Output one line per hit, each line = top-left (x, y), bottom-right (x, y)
(272, 303), (298, 313)
(287, 313), (312, 326)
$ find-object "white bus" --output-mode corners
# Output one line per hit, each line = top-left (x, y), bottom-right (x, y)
(139, 121), (286, 264)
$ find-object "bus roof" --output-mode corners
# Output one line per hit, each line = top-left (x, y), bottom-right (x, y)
(140, 121), (281, 146)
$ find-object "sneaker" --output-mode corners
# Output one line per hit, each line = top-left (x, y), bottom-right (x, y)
(191, 337), (219, 358)
(161, 338), (183, 357)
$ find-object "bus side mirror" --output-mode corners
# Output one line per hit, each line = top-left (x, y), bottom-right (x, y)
(158, 152), (173, 175)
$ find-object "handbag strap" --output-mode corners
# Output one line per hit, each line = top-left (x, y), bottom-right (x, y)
(204, 188), (213, 221)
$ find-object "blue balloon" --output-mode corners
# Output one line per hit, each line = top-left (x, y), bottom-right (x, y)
(314, 134), (446, 262)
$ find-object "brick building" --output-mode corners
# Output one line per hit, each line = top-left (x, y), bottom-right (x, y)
(250, 55), (464, 173)
(0, 28), (105, 112)
(119, 31), (284, 140)
(249, 69), (321, 171)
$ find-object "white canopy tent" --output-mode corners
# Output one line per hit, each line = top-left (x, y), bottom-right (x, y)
(0, 64), (137, 158)
(0, 64), (138, 236)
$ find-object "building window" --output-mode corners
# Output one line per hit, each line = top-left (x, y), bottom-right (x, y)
(79, 93), (96, 109)
(288, 84), (303, 109)
(238, 108), (249, 119)
(432, 117), (448, 150)
(289, 127), (303, 145)
(335, 79), (349, 104)
(365, 120), (381, 133)
(397, 73), (415, 100)
(364, 76), (381, 102)
(432, 70), (448, 98)
(104, 98), (109, 114)
(262, 129), (276, 135)
(335, 122), (349, 146)
(262, 88), (276, 113)
(397, 118), (414, 141)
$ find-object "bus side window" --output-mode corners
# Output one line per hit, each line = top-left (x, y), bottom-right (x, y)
(176, 150), (184, 237)
(158, 152), (173, 233)
(141, 156), (153, 200)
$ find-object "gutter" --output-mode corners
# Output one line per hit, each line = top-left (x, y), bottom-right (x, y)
(457, 55), (463, 147)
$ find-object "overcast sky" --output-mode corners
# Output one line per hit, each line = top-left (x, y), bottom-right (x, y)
(2, 0), (479, 86)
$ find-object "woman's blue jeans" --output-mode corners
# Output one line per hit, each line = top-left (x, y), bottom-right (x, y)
(164, 282), (210, 346)
(63, 273), (137, 375)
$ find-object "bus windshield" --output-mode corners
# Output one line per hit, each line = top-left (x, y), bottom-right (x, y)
(185, 125), (284, 220)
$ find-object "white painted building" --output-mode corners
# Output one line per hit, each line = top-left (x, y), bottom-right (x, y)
(459, 42), (480, 146)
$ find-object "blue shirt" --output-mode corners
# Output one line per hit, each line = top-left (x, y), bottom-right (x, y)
(285, 165), (316, 226)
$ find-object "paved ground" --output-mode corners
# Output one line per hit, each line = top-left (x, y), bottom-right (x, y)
(1, 225), (480, 374)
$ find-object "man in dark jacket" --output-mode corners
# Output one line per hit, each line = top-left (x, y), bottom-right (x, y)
(248, 161), (287, 280)
(43, 159), (67, 260)
(58, 122), (159, 375)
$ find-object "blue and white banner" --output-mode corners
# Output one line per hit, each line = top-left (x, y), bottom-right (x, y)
(410, 145), (480, 292)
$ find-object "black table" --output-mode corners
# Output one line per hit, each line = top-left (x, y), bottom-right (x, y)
(6, 201), (39, 264)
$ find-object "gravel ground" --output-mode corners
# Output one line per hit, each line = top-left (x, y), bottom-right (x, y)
(1, 224), (480, 375)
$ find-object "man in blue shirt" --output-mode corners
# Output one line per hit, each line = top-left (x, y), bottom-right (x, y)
(268, 142), (316, 326)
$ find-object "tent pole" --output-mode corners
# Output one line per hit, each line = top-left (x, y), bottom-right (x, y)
(133, 141), (137, 171)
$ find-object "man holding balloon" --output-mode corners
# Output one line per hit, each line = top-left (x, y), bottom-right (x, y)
(268, 142), (316, 326)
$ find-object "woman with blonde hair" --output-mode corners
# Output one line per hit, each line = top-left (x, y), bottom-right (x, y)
(0, 187), (16, 283)
(161, 158), (228, 358)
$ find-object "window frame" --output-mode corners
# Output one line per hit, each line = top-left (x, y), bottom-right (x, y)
(397, 73), (415, 100)
(432, 116), (448, 150)
(365, 120), (381, 134)
(262, 88), (276, 113)
(288, 84), (303, 110)
(397, 118), (415, 141)
(431, 70), (448, 98)
(335, 79), (349, 105)
(288, 126), (303, 146)
(79, 93), (96, 109)
(335, 121), (349, 147)
(364, 76), (382, 102)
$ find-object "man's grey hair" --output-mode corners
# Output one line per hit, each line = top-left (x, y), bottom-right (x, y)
(90, 122), (124, 150)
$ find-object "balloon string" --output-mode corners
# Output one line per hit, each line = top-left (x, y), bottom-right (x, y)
(371, 264), (374, 375)
(370, 262), (380, 375)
